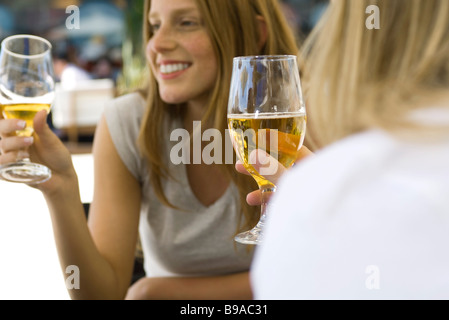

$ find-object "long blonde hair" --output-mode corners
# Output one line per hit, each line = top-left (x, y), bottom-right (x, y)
(138, 0), (299, 232)
(302, 0), (449, 149)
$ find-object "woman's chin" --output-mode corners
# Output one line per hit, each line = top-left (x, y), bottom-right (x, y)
(159, 92), (186, 105)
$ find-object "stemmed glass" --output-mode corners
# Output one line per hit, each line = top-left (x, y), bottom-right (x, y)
(0, 34), (55, 184)
(227, 55), (306, 244)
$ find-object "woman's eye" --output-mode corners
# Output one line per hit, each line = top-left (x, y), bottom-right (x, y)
(180, 20), (198, 27)
(150, 23), (160, 32)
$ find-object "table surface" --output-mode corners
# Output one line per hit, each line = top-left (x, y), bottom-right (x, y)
(0, 154), (94, 300)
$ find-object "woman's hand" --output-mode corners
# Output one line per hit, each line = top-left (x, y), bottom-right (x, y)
(236, 146), (313, 206)
(0, 110), (77, 194)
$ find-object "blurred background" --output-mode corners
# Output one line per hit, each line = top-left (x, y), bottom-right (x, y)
(0, 0), (328, 150)
(0, 0), (146, 94)
(0, 0), (329, 89)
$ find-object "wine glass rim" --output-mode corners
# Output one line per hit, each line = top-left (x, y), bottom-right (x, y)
(1, 34), (52, 59)
(233, 54), (297, 61)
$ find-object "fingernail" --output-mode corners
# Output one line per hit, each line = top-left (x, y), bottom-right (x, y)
(23, 137), (34, 145)
(17, 120), (27, 129)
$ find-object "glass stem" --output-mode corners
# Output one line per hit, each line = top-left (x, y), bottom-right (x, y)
(258, 185), (277, 228)
(18, 145), (31, 163)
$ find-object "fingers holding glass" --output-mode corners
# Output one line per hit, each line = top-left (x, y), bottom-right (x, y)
(0, 34), (55, 184)
(0, 118), (33, 163)
(236, 146), (314, 207)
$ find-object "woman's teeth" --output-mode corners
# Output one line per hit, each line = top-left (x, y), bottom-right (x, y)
(160, 63), (190, 74)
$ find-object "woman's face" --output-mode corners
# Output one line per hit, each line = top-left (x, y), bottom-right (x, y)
(147, 0), (218, 107)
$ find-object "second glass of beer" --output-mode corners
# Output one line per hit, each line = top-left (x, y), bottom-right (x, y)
(227, 55), (307, 245)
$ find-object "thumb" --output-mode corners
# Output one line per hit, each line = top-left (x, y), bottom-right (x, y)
(32, 109), (62, 149)
(33, 109), (52, 136)
(248, 149), (286, 185)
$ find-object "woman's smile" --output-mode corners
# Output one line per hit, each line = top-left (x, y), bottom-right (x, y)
(158, 61), (191, 80)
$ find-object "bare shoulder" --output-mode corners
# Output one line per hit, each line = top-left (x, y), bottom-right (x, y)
(92, 115), (140, 190)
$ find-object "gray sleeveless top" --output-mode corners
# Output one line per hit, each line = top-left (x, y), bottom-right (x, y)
(104, 93), (253, 277)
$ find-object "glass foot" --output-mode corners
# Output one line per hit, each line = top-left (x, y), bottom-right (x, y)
(234, 227), (263, 245)
(0, 161), (51, 184)
(234, 215), (266, 245)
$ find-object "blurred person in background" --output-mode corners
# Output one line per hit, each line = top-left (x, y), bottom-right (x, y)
(249, 0), (449, 299)
(53, 44), (92, 89)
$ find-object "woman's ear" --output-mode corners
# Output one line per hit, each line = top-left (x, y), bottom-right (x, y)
(256, 15), (268, 51)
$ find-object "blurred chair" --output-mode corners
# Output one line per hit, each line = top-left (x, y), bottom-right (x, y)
(52, 78), (116, 143)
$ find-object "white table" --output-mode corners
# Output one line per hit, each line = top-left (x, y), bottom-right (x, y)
(0, 154), (94, 300)
(72, 153), (94, 204)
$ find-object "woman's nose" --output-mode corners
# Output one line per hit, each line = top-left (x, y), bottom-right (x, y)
(148, 26), (177, 53)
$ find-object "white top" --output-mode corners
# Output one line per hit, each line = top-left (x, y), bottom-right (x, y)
(104, 93), (253, 277)
(251, 127), (449, 299)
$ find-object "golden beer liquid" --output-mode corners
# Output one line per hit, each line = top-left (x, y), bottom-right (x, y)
(1, 103), (51, 137)
(228, 112), (306, 187)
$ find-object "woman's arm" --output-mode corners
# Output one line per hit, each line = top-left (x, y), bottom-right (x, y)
(125, 272), (252, 300)
(12, 111), (141, 299)
(82, 115), (142, 299)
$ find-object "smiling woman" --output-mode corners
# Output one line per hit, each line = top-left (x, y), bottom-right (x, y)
(146, 0), (218, 106)
(0, 0), (301, 300)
